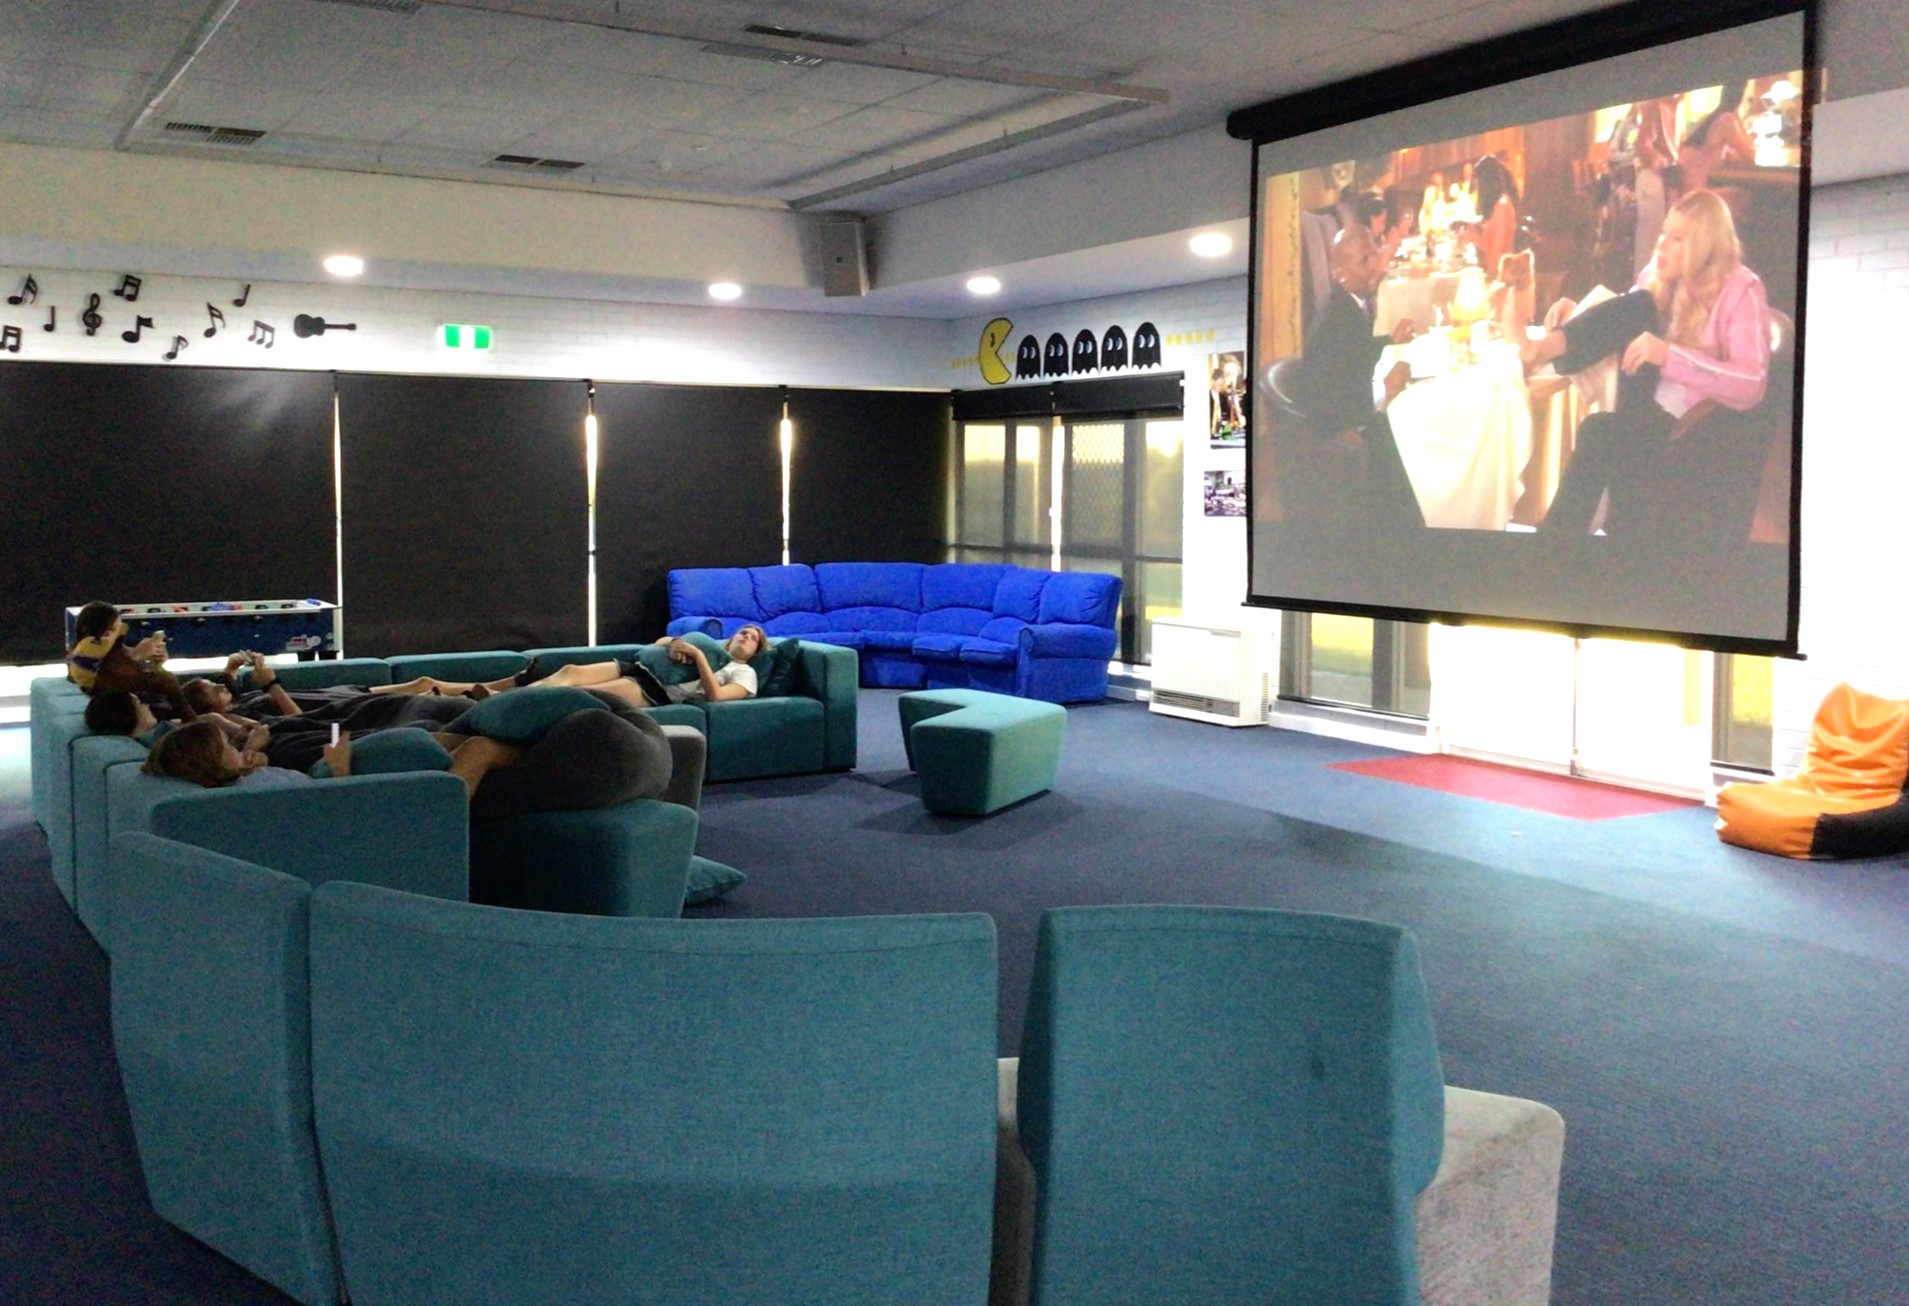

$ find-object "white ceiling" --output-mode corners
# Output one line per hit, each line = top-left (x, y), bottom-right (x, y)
(5, 0), (1892, 316)
(0, 0), (1624, 214)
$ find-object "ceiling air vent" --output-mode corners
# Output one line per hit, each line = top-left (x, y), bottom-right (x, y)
(488, 154), (587, 172)
(305, 0), (422, 13)
(163, 121), (267, 146)
(703, 24), (864, 67)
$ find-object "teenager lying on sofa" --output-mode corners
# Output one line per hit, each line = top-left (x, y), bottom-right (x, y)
(143, 719), (523, 798)
(372, 627), (770, 710)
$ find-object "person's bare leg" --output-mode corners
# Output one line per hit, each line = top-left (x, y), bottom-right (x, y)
(468, 661), (630, 696)
(585, 677), (652, 709)
(438, 733), (524, 797)
(368, 676), (471, 696)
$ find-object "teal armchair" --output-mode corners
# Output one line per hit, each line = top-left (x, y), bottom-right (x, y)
(995, 905), (1564, 1306)
(310, 889), (1000, 1305)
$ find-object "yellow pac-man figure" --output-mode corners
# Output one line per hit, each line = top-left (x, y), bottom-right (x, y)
(977, 317), (1014, 385)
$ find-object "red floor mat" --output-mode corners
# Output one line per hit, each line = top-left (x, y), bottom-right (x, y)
(1331, 753), (1698, 820)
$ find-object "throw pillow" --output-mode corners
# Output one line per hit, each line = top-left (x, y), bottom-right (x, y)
(682, 854), (747, 905)
(755, 637), (803, 698)
(631, 632), (732, 688)
(467, 708), (673, 820)
(459, 685), (607, 745)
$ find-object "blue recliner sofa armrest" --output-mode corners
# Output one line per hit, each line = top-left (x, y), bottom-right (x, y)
(1023, 622), (1120, 660)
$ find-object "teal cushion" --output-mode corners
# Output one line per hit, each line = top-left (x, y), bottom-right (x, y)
(632, 632), (731, 688)
(311, 727), (453, 778)
(459, 686), (607, 745)
(681, 855), (746, 906)
(756, 637), (802, 698)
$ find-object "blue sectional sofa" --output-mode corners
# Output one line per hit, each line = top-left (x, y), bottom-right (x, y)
(667, 562), (1121, 703)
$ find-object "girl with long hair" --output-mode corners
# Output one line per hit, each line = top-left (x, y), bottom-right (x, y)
(1520, 188), (1770, 536)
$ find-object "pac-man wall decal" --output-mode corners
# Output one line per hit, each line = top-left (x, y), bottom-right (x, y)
(977, 317), (1014, 385)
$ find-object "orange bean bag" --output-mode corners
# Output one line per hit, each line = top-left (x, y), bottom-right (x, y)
(1716, 684), (1909, 859)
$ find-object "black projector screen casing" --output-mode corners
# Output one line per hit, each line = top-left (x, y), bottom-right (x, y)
(1234, 0), (1811, 654)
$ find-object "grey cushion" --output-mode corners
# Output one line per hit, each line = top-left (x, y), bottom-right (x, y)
(468, 709), (673, 820)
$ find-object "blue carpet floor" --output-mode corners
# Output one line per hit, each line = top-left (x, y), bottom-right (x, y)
(5, 703), (1909, 1304)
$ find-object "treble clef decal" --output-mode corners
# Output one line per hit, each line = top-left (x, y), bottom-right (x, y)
(81, 293), (103, 337)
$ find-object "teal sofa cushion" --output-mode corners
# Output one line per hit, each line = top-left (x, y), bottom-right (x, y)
(682, 854), (747, 906)
(756, 637), (803, 698)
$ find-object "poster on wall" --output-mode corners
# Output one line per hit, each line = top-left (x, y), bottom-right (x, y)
(1208, 351), (1246, 447)
(1205, 467), (1246, 517)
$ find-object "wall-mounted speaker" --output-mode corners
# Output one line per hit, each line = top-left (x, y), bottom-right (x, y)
(820, 220), (869, 297)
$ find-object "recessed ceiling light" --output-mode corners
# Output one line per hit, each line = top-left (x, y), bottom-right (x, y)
(1189, 232), (1232, 258)
(966, 275), (1001, 295)
(322, 254), (365, 277)
(709, 282), (743, 300)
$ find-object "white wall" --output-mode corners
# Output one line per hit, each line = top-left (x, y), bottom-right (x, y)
(944, 275), (1254, 622)
(0, 266), (950, 390)
(1770, 174), (1909, 769)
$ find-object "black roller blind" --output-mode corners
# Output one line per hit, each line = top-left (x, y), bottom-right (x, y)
(787, 389), (949, 563)
(0, 362), (335, 663)
(337, 374), (588, 656)
(592, 383), (783, 643)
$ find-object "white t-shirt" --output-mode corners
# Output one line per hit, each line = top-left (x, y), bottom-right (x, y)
(666, 660), (757, 703)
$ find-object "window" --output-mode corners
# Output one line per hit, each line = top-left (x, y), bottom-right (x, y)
(954, 410), (1183, 664)
(1714, 653), (1775, 771)
(1279, 611), (1431, 717)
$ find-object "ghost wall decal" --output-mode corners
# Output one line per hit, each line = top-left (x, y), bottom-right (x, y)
(1016, 335), (1042, 379)
(1043, 332), (1070, 377)
(1132, 321), (1161, 368)
(1100, 324), (1129, 369)
(1071, 328), (1099, 373)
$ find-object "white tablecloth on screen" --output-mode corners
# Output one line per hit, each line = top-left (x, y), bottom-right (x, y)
(1384, 338), (1533, 530)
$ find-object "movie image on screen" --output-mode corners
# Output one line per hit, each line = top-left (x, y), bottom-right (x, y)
(1246, 8), (1808, 652)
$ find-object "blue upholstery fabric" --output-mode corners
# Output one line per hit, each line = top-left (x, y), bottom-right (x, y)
(682, 853), (746, 905)
(109, 833), (340, 1306)
(815, 560), (926, 612)
(1017, 905), (1446, 1306)
(669, 563), (1119, 701)
(749, 563), (822, 619)
(669, 566), (757, 624)
(309, 890), (1000, 1306)
(1036, 571), (1122, 628)
(992, 568), (1051, 622)
(922, 562), (1011, 612)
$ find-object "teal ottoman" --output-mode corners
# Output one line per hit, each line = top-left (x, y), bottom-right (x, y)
(899, 689), (1066, 816)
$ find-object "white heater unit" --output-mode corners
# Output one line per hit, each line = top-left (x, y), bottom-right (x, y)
(1148, 617), (1271, 727)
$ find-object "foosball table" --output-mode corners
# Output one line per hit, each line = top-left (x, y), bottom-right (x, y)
(66, 599), (340, 660)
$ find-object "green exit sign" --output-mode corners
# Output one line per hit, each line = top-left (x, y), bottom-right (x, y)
(440, 323), (493, 350)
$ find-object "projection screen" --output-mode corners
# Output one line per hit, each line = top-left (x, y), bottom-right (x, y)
(1239, 0), (1811, 652)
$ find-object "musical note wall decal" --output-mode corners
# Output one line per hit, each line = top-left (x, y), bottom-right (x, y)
(7, 274), (37, 306)
(43, 305), (55, 332)
(248, 320), (275, 348)
(164, 335), (189, 362)
(113, 274), (142, 302)
(1, 325), (21, 354)
(81, 294), (103, 336)
(233, 283), (251, 308)
(204, 303), (226, 337)
(121, 314), (154, 344)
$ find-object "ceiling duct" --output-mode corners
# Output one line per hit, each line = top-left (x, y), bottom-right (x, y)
(702, 23), (865, 68)
(163, 121), (267, 146)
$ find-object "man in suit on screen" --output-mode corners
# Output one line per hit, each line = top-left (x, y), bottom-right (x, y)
(1289, 223), (1426, 529)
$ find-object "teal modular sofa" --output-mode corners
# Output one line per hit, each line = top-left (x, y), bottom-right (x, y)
(667, 562), (1121, 703)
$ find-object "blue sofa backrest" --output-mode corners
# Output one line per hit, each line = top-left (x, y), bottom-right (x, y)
(815, 562), (925, 632)
(992, 568), (1052, 622)
(919, 563), (1011, 637)
(669, 567), (759, 628)
(749, 564), (823, 632)
(1038, 571), (1122, 628)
